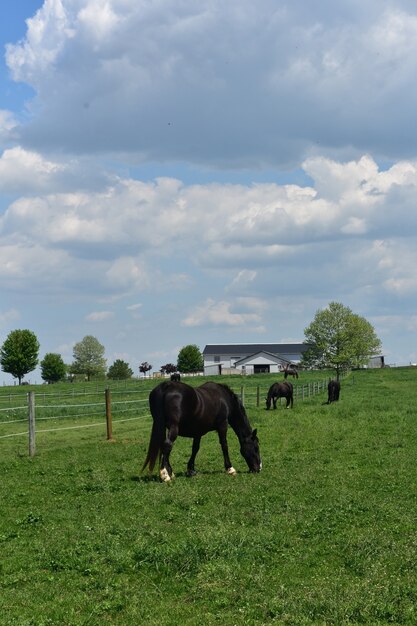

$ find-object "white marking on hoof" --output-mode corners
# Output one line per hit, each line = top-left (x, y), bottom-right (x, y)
(160, 468), (171, 482)
(226, 467), (237, 476)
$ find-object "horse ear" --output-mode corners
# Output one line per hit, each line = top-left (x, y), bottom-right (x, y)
(252, 429), (257, 439)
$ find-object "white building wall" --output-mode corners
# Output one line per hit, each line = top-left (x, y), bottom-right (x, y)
(204, 355), (233, 368)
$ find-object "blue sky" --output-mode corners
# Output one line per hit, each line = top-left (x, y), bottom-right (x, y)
(1, 0), (417, 383)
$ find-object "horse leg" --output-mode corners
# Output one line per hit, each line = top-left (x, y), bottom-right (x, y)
(160, 424), (178, 482)
(186, 436), (201, 477)
(217, 424), (236, 476)
(273, 396), (277, 409)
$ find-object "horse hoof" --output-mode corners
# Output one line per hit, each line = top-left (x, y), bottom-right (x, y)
(226, 467), (237, 476)
(160, 469), (171, 482)
(186, 470), (197, 477)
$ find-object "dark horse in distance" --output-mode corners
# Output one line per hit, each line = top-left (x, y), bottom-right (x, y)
(170, 373), (181, 381)
(266, 381), (293, 409)
(284, 366), (299, 379)
(142, 381), (262, 482)
(327, 380), (341, 403)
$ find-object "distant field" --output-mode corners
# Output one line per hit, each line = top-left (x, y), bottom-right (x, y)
(1, 368), (417, 625)
(0, 371), (332, 458)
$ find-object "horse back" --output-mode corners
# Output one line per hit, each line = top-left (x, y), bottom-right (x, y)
(150, 381), (230, 437)
(195, 382), (237, 421)
(150, 381), (197, 421)
(271, 381), (292, 396)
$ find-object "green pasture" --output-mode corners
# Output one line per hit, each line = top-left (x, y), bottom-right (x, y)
(1, 368), (417, 625)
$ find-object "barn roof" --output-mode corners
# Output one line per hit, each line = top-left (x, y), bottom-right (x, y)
(234, 351), (292, 366)
(203, 343), (310, 356)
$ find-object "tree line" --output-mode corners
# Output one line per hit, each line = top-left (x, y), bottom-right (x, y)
(0, 302), (381, 385)
(0, 331), (204, 385)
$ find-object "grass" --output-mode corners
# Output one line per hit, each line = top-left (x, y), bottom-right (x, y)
(1, 368), (417, 625)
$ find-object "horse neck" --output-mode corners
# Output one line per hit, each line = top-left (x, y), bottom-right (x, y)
(228, 403), (252, 441)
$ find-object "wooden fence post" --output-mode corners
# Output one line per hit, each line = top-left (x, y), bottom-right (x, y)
(105, 388), (113, 440)
(256, 386), (260, 407)
(28, 391), (36, 457)
(240, 386), (245, 405)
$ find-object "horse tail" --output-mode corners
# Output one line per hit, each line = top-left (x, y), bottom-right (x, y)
(142, 385), (166, 473)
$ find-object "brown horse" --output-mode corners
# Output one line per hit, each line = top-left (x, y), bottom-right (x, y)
(284, 366), (299, 379)
(266, 381), (293, 409)
(142, 381), (262, 481)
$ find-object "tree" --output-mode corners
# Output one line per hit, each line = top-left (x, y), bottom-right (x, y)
(40, 353), (67, 384)
(302, 302), (381, 379)
(160, 363), (177, 375)
(0, 329), (40, 384)
(108, 359), (133, 380)
(177, 344), (203, 374)
(139, 362), (152, 377)
(72, 335), (107, 381)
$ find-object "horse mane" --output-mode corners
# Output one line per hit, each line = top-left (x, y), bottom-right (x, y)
(218, 383), (252, 436)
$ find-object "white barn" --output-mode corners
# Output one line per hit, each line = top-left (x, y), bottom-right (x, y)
(203, 343), (311, 375)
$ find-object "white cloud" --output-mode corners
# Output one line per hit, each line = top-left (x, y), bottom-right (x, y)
(0, 110), (18, 141)
(86, 310), (114, 321)
(228, 270), (257, 291)
(0, 308), (20, 328)
(0, 147), (65, 193)
(182, 297), (266, 329)
(78, 0), (120, 39)
(1, 154), (417, 302)
(340, 217), (367, 235)
(6, 0), (74, 85)
(105, 257), (149, 292)
(5, 1), (417, 165)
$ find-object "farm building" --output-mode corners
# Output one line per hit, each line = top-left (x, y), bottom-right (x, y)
(203, 343), (311, 375)
(366, 355), (385, 368)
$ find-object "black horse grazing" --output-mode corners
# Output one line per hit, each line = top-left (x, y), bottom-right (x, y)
(327, 380), (341, 403)
(266, 381), (293, 409)
(142, 381), (262, 482)
(170, 373), (181, 381)
(284, 367), (299, 379)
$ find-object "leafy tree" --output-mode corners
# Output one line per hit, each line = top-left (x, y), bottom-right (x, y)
(139, 362), (152, 377)
(177, 344), (203, 374)
(108, 359), (133, 380)
(0, 329), (40, 385)
(40, 353), (67, 384)
(302, 302), (382, 379)
(160, 363), (177, 375)
(72, 335), (107, 381)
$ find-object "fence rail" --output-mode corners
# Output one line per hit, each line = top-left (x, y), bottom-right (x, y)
(1, 377), (333, 456)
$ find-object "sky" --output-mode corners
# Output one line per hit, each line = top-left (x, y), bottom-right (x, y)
(1, 0), (417, 383)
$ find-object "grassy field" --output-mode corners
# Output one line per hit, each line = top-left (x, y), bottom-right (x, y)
(1, 368), (417, 625)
